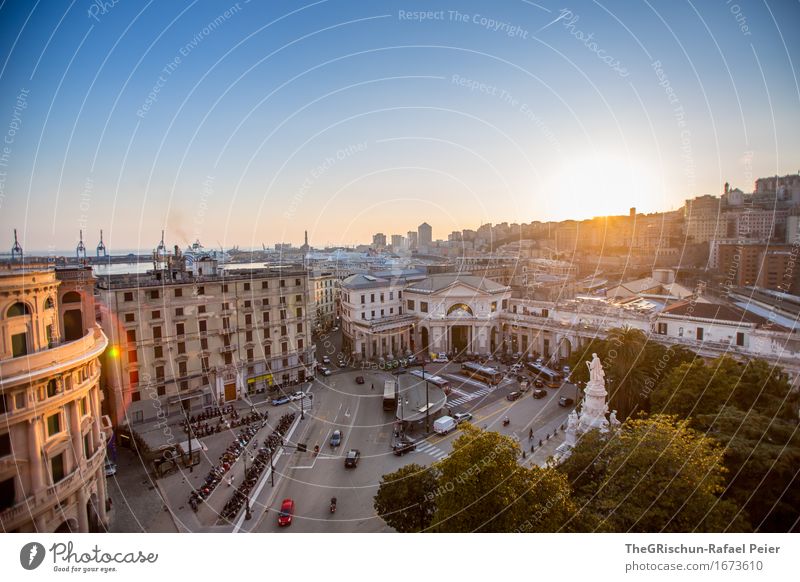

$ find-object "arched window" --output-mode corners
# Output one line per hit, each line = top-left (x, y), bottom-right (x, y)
(6, 302), (31, 317)
(62, 291), (82, 304)
(44, 296), (55, 310)
(446, 303), (474, 316)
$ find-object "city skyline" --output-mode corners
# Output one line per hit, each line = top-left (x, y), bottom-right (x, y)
(1, 1), (799, 250)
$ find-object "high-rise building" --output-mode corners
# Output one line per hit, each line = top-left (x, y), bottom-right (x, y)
(372, 233), (386, 248)
(417, 223), (432, 249)
(0, 263), (110, 532)
(96, 254), (314, 426)
(407, 231), (418, 250)
(390, 234), (405, 250)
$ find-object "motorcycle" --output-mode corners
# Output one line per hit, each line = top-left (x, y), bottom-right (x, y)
(502, 417), (510, 427)
(330, 497), (337, 513)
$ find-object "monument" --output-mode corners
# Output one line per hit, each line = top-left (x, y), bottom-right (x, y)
(555, 353), (617, 461)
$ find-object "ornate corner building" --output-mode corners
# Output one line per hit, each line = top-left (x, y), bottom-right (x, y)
(1, 264), (110, 533)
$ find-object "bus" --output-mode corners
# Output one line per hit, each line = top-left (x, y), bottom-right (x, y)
(461, 362), (503, 385)
(526, 362), (562, 388)
(409, 369), (452, 395)
(383, 380), (397, 411)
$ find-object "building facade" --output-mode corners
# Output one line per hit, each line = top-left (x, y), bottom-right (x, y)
(97, 259), (314, 426)
(1, 265), (110, 533)
(310, 270), (337, 331)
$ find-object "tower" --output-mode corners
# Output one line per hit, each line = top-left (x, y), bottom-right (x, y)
(156, 230), (166, 257)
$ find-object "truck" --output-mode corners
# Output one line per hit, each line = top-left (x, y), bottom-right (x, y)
(433, 415), (457, 435)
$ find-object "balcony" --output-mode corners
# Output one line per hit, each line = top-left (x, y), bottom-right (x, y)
(0, 326), (108, 388)
(219, 344), (236, 353)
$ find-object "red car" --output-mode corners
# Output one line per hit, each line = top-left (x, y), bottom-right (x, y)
(277, 498), (295, 526)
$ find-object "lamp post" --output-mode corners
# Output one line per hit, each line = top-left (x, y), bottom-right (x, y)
(420, 362), (430, 434)
(243, 450), (252, 520)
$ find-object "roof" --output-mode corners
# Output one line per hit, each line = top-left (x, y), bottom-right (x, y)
(405, 274), (509, 294)
(660, 300), (770, 325)
(341, 273), (391, 289)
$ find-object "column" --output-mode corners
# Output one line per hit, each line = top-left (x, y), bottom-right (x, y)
(28, 417), (44, 495)
(96, 466), (108, 525)
(70, 399), (83, 470)
(77, 487), (89, 533)
(91, 386), (101, 450)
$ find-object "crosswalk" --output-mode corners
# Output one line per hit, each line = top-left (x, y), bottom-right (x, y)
(415, 440), (448, 460)
(445, 384), (498, 408)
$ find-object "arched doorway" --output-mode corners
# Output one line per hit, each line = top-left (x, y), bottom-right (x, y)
(451, 326), (469, 355)
(559, 337), (573, 359)
(62, 291), (83, 341)
(420, 327), (429, 354)
(490, 327), (498, 354)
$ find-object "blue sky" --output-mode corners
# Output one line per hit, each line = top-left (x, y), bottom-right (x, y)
(0, 0), (798, 252)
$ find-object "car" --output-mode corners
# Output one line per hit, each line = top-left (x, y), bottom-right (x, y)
(393, 439), (416, 456)
(330, 430), (342, 447)
(534, 379), (544, 388)
(344, 449), (361, 468)
(104, 457), (117, 477)
(510, 363), (523, 372)
(453, 412), (473, 424)
(407, 354), (417, 363)
(558, 397), (575, 407)
(432, 353), (449, 363)
(533, 389), (547, 399)
(322, 356), (331, 364)
(271, 396), (291, 406)
(355, 375), (365, 384)
(289, 391), (305, 401)
(319, 367), (332, 376)
(506, 391), (522, 401)
(277, 498), (295, 526)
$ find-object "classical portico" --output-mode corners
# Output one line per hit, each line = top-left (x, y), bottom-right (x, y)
(405, 274), (511, 357)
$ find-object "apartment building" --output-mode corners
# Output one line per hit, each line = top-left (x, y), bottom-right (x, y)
(310, 270), (337, 330)
(1, 264), (110, 533)
(96, 257), (314, 426)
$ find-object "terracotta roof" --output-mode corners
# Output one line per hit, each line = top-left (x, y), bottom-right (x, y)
(660, 301), (768, 324)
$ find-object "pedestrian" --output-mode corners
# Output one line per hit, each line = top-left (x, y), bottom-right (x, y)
(529, 428), (533, 440)
(371, 383), (374, 391)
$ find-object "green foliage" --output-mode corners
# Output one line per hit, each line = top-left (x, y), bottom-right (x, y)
(432, 424), (574, 532)
(373, 463), (438, 532)
(560, 415), (747, 532)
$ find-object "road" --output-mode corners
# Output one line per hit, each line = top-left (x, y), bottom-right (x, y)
(243, 361), (571, 532)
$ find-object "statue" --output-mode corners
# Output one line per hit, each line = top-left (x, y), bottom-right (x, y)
(610, 410), (620, 427)
(567, 410), (578, 431)
(586, 352), (605, 384)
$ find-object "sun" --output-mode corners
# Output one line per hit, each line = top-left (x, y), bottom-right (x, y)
(541, 153), (663, 220)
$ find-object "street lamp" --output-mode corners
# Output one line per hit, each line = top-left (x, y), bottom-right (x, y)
(243, 450), (252, 520)
(420, 362), (431, 434)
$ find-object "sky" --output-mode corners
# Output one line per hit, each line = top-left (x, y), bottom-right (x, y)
(0, 0), (798, 252)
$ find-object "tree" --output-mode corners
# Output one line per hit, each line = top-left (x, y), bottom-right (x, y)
(560, 415), (747, 532)
(433, 424), (574, 532)
(373, 463), (437, 532)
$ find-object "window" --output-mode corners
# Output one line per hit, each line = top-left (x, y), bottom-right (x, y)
(0, 395), (6, 415)
(47, 413), (61, 437)
(0, 477), (13, 510)
(361, 313), (366, 320)
(0, 433), (11, 457)
(380, 293), (384, 302)
(152, 326), (162, 340)
(176, 323), (185, 337)
(491, 302), (497, 312)
(245, 314), (252, 326)
(175, 288), (183, 298)
(11, 333), (27, 357)
(196, 286), (205, 295)
(129, 370), (139, 385)
(154, 345), (163, 359)
(244, 282), (251, 291)
(175, 307), (184, 317)
(126, 329), (136, 342)
(179, 361), (187, 376)
(265, 344), (272, 356)
(656, 323), (667, 335)
(51, 453), (65, 483)
(281, 342), (288, 354)
(79, 397), (88, 417)
(83, 434), (91, 459)
(132, 391), (141, 402)
(262, 281), (269, 289)
(371, 311), (375, 318)
(247, 348), (254, 361)
(281, 325), (288, 336)
(198, 305), (206, 314)
(502, 299), (508, 309)
(246, 330), (253, 342)
(177, 342), (186, 355)
(296, 307), (302, 317)
(124, 313), (135, 323)
(280, 296), (286, 305)
(389, 291), (394, 300)
(199, 320), (207, 333)
(222, 284), (229, 293)
(408, 300), (415, 310)
(696, 327), (704, 341)
(295, 278), (301, 286)
(150, 290), (160, 300)
(14, 392), (25, 410)
(280, 279), (286, 288)
(157, 385), (166, 396)
(47, 380), (58, 398)
(298, 339), (303, 350)
(124, 292), (134, 302)
(280, 310), (287, 320)
(371, 294), (375, 302)
(420, 302), (428, 313)
(360, 295), (365, 304)
(297, 323), (303, 333)
(151, 310), (161, 320)
(200, 338), (208, 350)
(128, 350), (138, 364)
(244, 300), (251, 308)
(736, 332), (745, 346)
(263, 312), (270, 324)
(381, 309), (384, 317)
(156, 366), (165, 380)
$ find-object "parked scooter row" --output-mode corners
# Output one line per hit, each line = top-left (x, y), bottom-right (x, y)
(219, 413), (296, 521)
(183, 411), (266, 438)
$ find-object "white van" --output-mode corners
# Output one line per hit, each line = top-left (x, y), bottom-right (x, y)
(434, 415), (457, 435)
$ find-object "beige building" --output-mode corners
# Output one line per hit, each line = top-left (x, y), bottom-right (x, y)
(97, 257), (314, 426)
(1, 264), (110, 533)
(310, 270), (337, 331)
